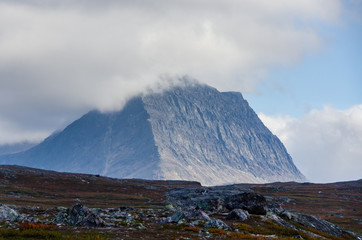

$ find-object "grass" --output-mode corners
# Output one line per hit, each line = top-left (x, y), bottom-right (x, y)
(0, 228), (112, 240)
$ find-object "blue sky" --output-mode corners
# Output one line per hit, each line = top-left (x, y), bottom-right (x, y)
(250, 10), (362, 182)
(246, 17), (362, 117)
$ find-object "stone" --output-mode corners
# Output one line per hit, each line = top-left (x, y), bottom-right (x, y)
(0, 204), (19, 221)
(225, 192), (267, 215)
(265, 212), (298, 230)
(56, 203), (105, 227)
(196, 197), (226, 213)
(171, 209), (210, 222)
(204, 219), (229, 230)
(164, 204), (174, 211)
(268, 203), (291, 220)
(292, 213), (344, 237)
(226, 209), (250, 221)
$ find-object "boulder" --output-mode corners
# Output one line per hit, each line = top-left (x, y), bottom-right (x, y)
(225, 192), (267, 215)
(204, 219), (229, 230)
(268, 203), (291, 219)
(56, 203), (105, 227)
(0, 204), (19, 221)
(265, 211), (298, 230)
(226, 209), (249, 221)
(196, 197), (226, 213)
(171, 208), (210, 222)
(292, 213), (343, 237)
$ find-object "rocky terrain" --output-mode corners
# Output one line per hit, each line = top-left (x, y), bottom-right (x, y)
(0, 82), (305, 185)
(0, 165), (361, 239)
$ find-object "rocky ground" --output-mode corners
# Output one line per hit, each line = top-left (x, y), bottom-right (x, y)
(0, 165), (361, 239)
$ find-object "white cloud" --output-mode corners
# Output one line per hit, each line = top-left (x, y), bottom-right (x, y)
(0, 0), (342, 144)
(0, 119), (49, 145)
(259, 105), (362, 183)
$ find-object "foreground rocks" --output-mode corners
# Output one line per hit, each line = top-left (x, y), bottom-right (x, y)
(167, 186), (267, 214)
(56, 203), (105, 227)
(0, 188), (360, 240)
(167, 187), (361, 239)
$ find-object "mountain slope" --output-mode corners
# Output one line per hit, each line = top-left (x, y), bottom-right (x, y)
(0, 83), (306, 185)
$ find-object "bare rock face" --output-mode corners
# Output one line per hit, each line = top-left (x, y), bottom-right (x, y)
(1, 82), (306, 185)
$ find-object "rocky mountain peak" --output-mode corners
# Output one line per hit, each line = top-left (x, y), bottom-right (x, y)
(0, 82), (306, 185)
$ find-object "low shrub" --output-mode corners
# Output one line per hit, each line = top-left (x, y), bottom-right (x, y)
(208, 228), (226, 235)
(183, 226), (200, 232)
(19, 222), (56, 230)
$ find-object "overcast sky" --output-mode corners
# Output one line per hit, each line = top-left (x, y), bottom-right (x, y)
(0, 0), (361, 183)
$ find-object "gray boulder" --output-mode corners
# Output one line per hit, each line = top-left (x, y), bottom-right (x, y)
(265, 211), (298, 230)
(171, 208), (210, 222)
(196, 197), (226, 213)
(204, 219), (229, 230)
(292, 213), (344, 237)
(268, 203), (291, 219)
(56, 203), (104, 227)
(0, 204), (19, 221)
(226, 209), (250, 221)
(225, 192), (267, 215)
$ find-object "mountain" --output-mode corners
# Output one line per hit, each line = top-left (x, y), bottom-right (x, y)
(0, 83), (306, 185)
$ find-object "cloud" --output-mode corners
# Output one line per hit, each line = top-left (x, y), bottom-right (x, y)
(259, 105), (362, 183)
(0, 0), (342, 144)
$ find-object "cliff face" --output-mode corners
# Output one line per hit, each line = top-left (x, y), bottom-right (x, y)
(0, 83), (306, 185)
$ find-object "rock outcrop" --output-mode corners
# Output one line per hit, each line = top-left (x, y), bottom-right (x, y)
(56, 203), (104, 227)
(226, 209), (250, 221)
(225, 192), (267, 215)
(0, 204), (19, 221)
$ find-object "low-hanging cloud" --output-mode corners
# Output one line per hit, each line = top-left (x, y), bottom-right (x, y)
(259, 105), (362, 183)
(0, 0), (342, 144)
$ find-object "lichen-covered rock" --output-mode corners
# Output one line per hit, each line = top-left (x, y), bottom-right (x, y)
(268, 203), (291, 219)
(164, 204), (175, 211)
(265, 211), (298, 230)
(56, 203), (104, 227)
(0, 204), (19, 221)
(167, 187), (230, 213)
(225, 192), (267, 215)
(204, 219), (229, 230)
(226, 209), (249, 221)
(196, 197), (226, 213)
(292, 213), (344, 237)
(171, 209), (210, 222)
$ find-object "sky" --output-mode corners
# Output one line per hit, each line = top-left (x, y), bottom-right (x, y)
(0, 0), (361, 183)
